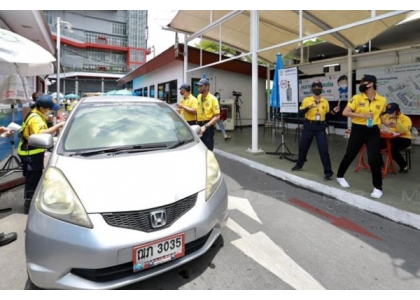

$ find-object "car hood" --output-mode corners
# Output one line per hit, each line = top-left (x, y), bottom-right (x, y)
(54, 146), (207, 213)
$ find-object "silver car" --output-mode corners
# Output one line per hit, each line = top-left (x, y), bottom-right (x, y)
(25, 96), (228, 289)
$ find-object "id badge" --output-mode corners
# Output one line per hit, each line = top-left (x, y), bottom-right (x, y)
(315, 113), (321, 121)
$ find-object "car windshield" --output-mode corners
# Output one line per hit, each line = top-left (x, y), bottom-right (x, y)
(59, 100), (195, 153)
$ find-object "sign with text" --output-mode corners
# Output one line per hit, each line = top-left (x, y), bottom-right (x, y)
(357, 63), (420, 115)
(299, 74), (349, 102)
(279, 67), (299, 113)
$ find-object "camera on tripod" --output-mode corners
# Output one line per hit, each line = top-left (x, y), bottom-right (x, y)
(232, 91), (242, 98)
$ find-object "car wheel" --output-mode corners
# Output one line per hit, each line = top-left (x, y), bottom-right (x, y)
(25, 273), (42, 290)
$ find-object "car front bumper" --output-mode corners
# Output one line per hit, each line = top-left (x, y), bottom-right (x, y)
(26, 179), (228, 289)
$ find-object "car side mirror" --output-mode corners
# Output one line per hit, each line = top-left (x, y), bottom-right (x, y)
(28, 134), (54, 149)
(190, 125), (202, 136)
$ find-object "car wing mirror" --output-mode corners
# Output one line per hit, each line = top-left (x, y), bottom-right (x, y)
(28, 134), (54, 149)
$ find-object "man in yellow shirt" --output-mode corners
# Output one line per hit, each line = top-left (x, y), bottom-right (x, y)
(381, 102), (412, 173)
(291, 80), (339, 181)
(195, 78), (220, 151)
(177, 83), (198, 125)
(336, 74), (387, 199)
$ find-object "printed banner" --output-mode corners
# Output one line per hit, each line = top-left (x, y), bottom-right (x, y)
(299, 74), (349, 102)
(357, 62), (420, 115)
(279, 67), (299, 113)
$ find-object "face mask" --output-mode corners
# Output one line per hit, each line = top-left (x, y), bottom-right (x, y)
(359, 84), (369, 93)
(339, 84), (347, 89)
(216, 95), (220, 100)
(199, 86), (207, 94)
(312, 88), (322, 96)
(42, 108), (52, 116)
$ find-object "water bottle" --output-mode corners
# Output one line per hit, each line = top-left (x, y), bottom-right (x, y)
(367, 111), (373, 128)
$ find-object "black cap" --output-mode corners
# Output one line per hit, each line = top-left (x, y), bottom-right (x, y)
(196, 78), (210, 86)
(311, 80), (322, 88)
(179, 83), (191, 91)
(360, 74), (377, 83)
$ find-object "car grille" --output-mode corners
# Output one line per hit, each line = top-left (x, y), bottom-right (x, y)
(70, 231), (211, 283)
(101, 193), (198, 232)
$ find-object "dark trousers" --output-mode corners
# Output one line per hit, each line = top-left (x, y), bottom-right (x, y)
(200, 125), (215, 151)
(295, 122), (333, 177)
(381, 137), (411, 169)
(19, 152), (45, 201)
(337, 124), (382, 189)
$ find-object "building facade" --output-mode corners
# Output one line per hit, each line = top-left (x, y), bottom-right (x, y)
(44, 10), (149, 95)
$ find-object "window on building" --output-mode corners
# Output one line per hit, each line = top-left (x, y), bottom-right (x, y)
(44, 11), (53, 25)
(112, 23), (127, 36)
(150, 85), (155, 98)
(143, 87), (148, 97)
(157, 80), (177, 104)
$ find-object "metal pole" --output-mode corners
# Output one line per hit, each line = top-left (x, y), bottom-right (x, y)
(57, 17), (61, 99)
(56, 16), (61, 124)
(246, 10), (263, 155)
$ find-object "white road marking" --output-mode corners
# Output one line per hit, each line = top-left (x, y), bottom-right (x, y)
(226, 218), (251, 238)
(228, 196), (262, 224)
(231, 231), (325, 290)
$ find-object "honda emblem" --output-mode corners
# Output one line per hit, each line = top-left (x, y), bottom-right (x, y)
(150, 210), (167, 228)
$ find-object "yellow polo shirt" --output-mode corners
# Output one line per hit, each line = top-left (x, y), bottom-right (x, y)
(21, 108), (48, 139)
(196, 93), (220, 122)
(299, 96), (330, 121)
(382, 113), (412, 140)
(347, 92), (386, 126)
(180, 94), (198, 122)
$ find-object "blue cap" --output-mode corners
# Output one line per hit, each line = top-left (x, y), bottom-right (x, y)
(36, 95), (60, 111)
(385, 103), (400, 114)
(196, 78), (210, 86)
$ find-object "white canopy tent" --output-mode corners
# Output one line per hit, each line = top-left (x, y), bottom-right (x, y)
(167, 10), (413, 154)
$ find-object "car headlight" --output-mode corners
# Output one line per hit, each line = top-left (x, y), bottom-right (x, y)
(34, 167), (93, 228)
(206, 150), (222, 200)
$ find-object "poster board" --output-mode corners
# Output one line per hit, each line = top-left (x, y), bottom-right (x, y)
(357, 62), (420, 115)
(299, 74), (349, 102)
(279, 67), (299, 113)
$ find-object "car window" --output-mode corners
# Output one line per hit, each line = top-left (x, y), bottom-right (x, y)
(61, 101), (194, 151)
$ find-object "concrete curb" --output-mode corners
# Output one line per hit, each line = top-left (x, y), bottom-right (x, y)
(214, 149), (420, 230)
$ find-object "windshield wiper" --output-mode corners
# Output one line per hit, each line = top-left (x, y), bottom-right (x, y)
(69, 144), (168, 157)
(168, 138), (194, 149)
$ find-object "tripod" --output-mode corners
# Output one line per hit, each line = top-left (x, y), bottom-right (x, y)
(1, 104), (22, 174)
(266, 112), (293, 158)
(234, 95), (242, 131)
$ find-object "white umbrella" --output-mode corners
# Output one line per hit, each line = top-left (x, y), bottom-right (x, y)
(0, 28), (55, 76)
(0, 74), (31, 105)
(0, 29), (56, 173)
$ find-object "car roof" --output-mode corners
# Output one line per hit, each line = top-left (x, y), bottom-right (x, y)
(80, 96), (164, 104)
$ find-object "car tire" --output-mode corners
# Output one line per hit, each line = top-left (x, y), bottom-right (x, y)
(25, 272), (42, 290)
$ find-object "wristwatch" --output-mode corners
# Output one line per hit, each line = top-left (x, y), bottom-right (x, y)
(205, 124), (209, 128)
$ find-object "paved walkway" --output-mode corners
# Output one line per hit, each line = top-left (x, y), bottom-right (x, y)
(213, 126), (420, 230)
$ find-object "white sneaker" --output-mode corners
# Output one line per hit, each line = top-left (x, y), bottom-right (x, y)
(370, 188), (383, 199)
(336, 177), (350, 188)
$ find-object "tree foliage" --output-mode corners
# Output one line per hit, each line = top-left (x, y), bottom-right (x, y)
(194, 39), (266, 65)
(194, 38), (325, 66)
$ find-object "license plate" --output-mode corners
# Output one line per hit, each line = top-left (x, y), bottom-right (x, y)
(133, 233), (185, 272)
